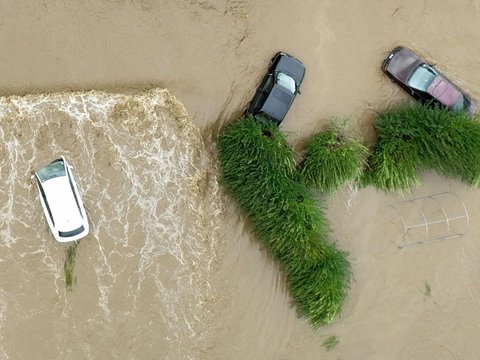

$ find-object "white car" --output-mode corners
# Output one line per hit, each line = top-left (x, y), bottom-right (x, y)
(34, 156), (89, 243)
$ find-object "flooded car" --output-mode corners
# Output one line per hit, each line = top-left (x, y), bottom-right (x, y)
(34, 156), (89, 243)
(246, 52), (305, 125)
(382, 46), (476, 116)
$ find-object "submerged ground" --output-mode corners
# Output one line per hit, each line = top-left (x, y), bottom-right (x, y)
(1, 1), (480, 359)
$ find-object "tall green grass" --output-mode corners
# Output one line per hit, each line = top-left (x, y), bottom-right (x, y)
(300, 124), (368, 194)
(218, 116), (351, 326)
(365, 103), (480, 191)
(363, 135), (421, 192)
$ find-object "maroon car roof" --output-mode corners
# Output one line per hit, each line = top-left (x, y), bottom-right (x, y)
(386, 47), (424, 83)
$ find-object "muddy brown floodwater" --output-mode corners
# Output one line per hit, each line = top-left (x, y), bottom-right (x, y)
(1, 1), (480, 359)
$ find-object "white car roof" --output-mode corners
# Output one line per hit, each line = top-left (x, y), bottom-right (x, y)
(42, 175), (84, 233)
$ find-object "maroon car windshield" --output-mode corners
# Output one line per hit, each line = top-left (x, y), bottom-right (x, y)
(427, 76), (462, 107)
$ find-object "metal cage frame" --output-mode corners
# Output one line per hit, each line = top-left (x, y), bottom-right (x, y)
(389, 192), (469, 248)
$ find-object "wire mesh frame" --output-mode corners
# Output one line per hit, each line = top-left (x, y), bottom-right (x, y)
(388, 192), (469, 249)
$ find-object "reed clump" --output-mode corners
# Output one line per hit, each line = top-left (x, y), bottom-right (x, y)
(300, 124), (368, 194)
(365, 103), (480, 192)
(218, 116), (351, 326)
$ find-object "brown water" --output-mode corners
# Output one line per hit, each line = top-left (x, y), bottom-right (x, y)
(0, 90), (224, 359)
(1, 1), (480, 359)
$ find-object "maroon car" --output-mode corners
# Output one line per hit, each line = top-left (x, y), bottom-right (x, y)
(382, 46), (476, 116)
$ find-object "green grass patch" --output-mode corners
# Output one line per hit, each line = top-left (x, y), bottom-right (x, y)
(322, 335), (339, 351)
(362, 135), (421, 192)
(218, 116), (351, 326)
(64, 242), (78, 290)
(365, 103), (480, 192)
(300, 124), (368, 194)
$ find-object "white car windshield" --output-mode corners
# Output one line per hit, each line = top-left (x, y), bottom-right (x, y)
(408, 65), (437, 91)
(59, 225), (85, 238)
(37, 160), (66, 182)
(276, 73), (296, 94)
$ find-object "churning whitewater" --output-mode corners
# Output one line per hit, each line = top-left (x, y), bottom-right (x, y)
(0, 89), (223, 359)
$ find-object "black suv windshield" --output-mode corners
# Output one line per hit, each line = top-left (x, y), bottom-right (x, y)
(276, 73), (296, 94)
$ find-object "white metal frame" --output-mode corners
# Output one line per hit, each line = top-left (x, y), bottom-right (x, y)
(389, 192), (469, 249)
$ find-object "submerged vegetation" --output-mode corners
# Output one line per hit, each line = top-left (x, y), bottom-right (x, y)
(64, 242), (78, 290)
(423, 282), (432, 298)
(300, 124), (368, 194)
(322, 335), (340, 351)
(365, 103), (480, 192)
(218, 116), (351, 326)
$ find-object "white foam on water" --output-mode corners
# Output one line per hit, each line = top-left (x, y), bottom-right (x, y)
(0, 290), (8, 359)
(0, 89), (223, 358)
(345, 182), (360, 211)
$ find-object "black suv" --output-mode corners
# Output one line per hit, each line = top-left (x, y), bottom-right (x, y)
(246, 52), (305, 125)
